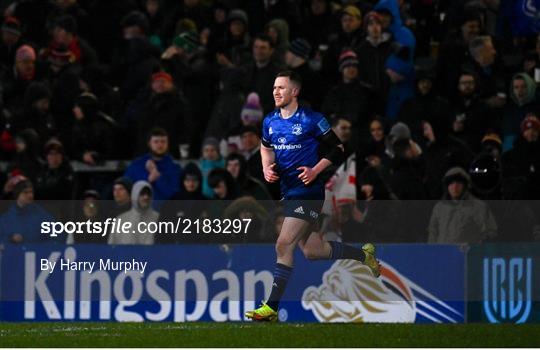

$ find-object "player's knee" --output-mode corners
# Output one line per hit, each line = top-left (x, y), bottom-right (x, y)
(301, 245), (321, 260)
(275, 237), (294, 258)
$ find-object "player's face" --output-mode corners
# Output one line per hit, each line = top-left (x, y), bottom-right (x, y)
(273, 77), (298, 108)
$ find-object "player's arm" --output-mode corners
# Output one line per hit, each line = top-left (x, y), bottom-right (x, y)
(261, 141), (279, 183)
(298, 130), (344, 185)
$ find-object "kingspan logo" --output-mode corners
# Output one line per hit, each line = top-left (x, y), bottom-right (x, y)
(23, 247), (272, 322)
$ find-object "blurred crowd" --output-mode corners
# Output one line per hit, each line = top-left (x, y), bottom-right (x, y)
(1, 0), (540, 245)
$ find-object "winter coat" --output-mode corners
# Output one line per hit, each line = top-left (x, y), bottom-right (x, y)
(356, 34), (393, 101)
(0, 203), (54, 244)
(125, 154), (182, 205)
(374, 0), (416, 119)
(108, 180), (158, 245)
(428, 167), (497, 244)
(34, 161), (75, 200)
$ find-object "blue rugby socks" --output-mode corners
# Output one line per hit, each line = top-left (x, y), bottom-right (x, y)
(328, 241), (366, 262)
(266, 263), (293, 312)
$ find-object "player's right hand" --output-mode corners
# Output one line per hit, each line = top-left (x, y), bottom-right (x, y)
(264, 163), (280, 183)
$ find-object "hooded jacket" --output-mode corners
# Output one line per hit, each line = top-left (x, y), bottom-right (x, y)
(108, 180), (158, 245)
(374, 0), (416, 119)
(428, 167), (497, 244)
(0, 201), (54, 244)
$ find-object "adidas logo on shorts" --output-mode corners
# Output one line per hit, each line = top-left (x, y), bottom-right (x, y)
(294, 206), (305, 214)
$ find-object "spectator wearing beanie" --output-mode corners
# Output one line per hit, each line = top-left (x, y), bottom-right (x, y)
(34, 139), (75, 200)
(205, 68), (246, 143)
(322, 49), (380, 150)
(356, 11), (392, 102)
(241, 34), (282, 114)
(214, 9), (251, 67)
(68, 189), (108, 244)
(0, 16), (24, 67)
(136, 71), (192, 158)
(285, 37), (325, 109)
(0, 177), (55, 244)
(241, 92), (264, 127)
(200, 137), (225, 198)
(108, 176), (133, 218)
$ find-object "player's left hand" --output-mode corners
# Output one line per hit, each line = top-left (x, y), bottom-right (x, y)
(297, 166), (317, 185)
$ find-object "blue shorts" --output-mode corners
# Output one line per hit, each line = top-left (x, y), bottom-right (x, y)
(282, 193), (324, 224)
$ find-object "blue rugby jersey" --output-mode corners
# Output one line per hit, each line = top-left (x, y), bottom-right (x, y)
(262, 106), (331, 198)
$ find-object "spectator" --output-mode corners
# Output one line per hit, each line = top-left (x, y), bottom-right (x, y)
(0, 17), (25, 68)
(302, 0), (336, 49)
(389, 138), (426, 200)
(14, 82), (58, 148)
(199, 137), (225, 198)
(109, 176), (133, 218)
(285, 38), (325, 109)
(265, 19), (290, 66)
(322, 49), (379, 149)
(428, 167), (497, 244)
(208, 167), (239, 200)
(0, 178), (54, 244)
(357, 117), (390, 173)
(450, 71), (489, 152)
(356, 11), (392, 103)
(374, 0), (416, 120)
(223, 196), (269, 243)
(108, 180), (157, 245)
(160, 0), (210, 44)
(34, 139), (75, 200)
(436, 11), (481, 97)
(70, 92), (118, 165)
(157, 162), (208, 243)
(215, 9), (251, 67)
(502, 115), (540, 198)
(137, 71), (192, 158)
(500, 73), (538, 151)
(324, 5), (364, 82)
(124, 128), (182, 205)
(78, 64), (122, 120)
(331, 116), (353, 157)
(398, 68), (452, 145)
(1, 45), (45, 115)
(68, 190), (107, 244)
(8, 129), (42, 183)
(226, 153), (271, 200)
(240, 125), (264, 181)
(242, 34), (282, 114)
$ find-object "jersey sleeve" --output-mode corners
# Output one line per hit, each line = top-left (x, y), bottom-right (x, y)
(261, 117), (272, 147)
(312, 113), (331, 138)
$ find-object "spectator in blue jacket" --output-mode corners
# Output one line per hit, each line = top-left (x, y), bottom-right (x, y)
(0, 177), (54, 244)
(374, 0), (416, 120)
(124, 127), (182, 207)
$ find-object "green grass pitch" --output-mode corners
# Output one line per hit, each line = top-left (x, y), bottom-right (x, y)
(0, 323), (539, 347)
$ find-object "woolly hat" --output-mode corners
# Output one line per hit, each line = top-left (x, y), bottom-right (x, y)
(151, 71), (173, 83)
(389, 122), (411, 141)
(13, 177), (32, 199)
(202, 137), (220, 151)
(241, 92), (264, 124)
(173, 31), (199, 53)
(342, 5), (362, 19)
(16, 45), (36, 62)
(44, 138), (65, 155)
(114, 176), (133, 193)
(288, 38), (312, 60)
(2, 16), (21, 36)
(521, 114), (540, 134)
(82, 189), (100, 200)
(338, 49), (359, 72)
(227, 9), (248, 25)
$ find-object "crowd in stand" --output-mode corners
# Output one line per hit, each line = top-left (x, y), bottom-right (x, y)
(0, 0), (539, 245)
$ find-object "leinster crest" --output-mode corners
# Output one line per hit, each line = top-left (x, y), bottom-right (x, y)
(292, 124), (302, 135)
